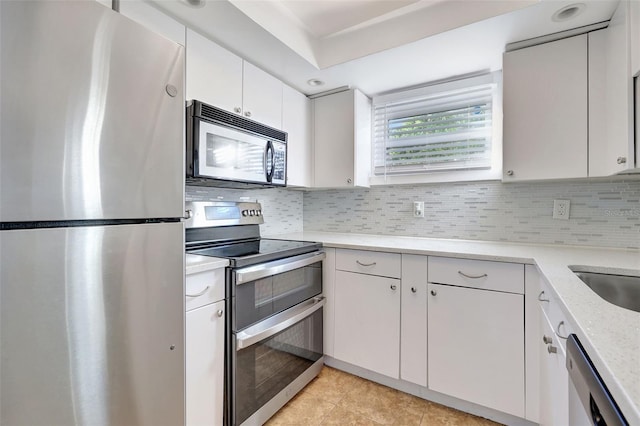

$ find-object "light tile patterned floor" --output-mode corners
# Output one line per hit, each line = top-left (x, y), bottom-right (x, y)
(265, 367), (503, 425)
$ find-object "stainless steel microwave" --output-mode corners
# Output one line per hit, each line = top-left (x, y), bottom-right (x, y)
(186, 100), (287, 187)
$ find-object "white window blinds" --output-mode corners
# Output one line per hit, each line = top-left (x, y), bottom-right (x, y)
(373, 80), (497, 176)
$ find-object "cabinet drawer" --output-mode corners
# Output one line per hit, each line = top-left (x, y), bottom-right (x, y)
(428, 256), (524, 294)
(186, 268), (225, 311)
(336, 249), (401, 278)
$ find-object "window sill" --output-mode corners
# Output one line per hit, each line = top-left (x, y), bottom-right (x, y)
(369, 168), (502, 186)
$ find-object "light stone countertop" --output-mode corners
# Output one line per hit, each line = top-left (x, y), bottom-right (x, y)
(185, 253), (228, 275)
(269, 231), (640, 424)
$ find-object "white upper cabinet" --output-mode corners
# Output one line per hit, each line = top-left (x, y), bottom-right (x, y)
(630, 0), (640, 77)
(242, 62), (283, 129)
(503, 35), (588, 181)
(590, 4), (635, 175)
(589, 26), (635, 176)
(282, 85), (312, 187)
(186, 29), (242, 113)
(119, 1), (185, 46)
(185, 29), (283, 129)
(312, 89), (371, 188)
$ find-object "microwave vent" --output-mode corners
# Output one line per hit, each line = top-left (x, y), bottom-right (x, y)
(198, 103), (287, 143)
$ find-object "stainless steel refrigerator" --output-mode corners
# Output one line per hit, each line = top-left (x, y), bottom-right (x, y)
(0, 1), (186, 424)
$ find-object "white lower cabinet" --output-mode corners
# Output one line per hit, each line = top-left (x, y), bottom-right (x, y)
(328, 250), (530, 421)
(400, 254), (428, 387)
(538, 305), (568, 426)
(185, 267), (225, 426)
(427, 283), (525, 418)
(186, 300), (225, 426)
(333, 270), (400, 378)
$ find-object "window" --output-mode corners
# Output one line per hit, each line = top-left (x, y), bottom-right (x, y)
(372, 73), (501, 183)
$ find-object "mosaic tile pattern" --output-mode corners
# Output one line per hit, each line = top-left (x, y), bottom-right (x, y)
(303, 180), (640, 249)
(186, 186), (304, 236)
(266, 366), (500, 425)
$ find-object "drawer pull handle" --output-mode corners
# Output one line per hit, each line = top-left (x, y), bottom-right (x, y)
(430, 290), (437, 296)
(547, 344), (558, 354)
(356, 260), (377, 267)
(458, 271), (488, 279)
(538, 291), (550, 302)
(186, 286), (210, 298)
(542, 335), (553, 344)
(390, 284), (397, 291)
(411, 287), (417, 293)
(217, 309), (224, 317)
(555, 321), (569, 340)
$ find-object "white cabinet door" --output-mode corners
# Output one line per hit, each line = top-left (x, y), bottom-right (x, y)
(334, 270), (400, 378)
(185, 29), (242, 111)
(503, 35), (588, 181)
(631, 0), (640, 77)
(313, 89), (371, 188)
(538, 307), (568, 426)
(589, 7), (635, 176)
(427, 283), (525, 417)
(242, 61), (283, 129)
(119, 1), (185, 45)
(282, 85), (311, 187)
(400, 254), (428, 387)
(186, 301), (225, 426)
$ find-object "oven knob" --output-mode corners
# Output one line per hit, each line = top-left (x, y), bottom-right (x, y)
(256, 210), (262, 216)
(242, 210), (248, 217)
(249, 210), (255, 216)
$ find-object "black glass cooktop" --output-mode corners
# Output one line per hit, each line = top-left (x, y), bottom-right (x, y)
(188, 238), (322, 268)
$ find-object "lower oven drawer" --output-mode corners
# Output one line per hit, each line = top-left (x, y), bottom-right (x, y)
(232, 297), (324, 426)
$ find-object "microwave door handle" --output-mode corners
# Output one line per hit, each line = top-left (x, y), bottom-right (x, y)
(265, 141), (274, 182)
(270, 142), (276, 180)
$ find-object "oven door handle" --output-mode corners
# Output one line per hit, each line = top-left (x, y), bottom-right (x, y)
(236, 296), (325, 350)
(234, 251), (325, 285)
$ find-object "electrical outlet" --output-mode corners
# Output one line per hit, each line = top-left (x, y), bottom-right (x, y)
(553, 199), (570, 220)
(413, 201), (425, 218)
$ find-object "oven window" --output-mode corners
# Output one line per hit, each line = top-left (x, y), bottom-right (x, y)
(235, 308), (323, 425)
(235, 262), (322, 331)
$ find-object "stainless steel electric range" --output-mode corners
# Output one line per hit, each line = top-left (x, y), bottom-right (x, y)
(185, 201), (325, 426)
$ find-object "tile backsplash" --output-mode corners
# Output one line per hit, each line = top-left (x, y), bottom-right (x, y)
(303, 180), (640, 249)
(186, 186), (304, 236)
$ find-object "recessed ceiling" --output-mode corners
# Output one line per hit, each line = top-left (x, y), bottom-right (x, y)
(227, 0), (538, 68)
(152, 0), (618, 97)
(277, 0), (422, 38)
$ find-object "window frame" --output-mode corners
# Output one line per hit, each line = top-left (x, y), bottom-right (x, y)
(370, 72), (503, 186)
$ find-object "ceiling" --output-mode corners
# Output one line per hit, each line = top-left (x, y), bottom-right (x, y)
(152, 0), (619, 97)
(276, 0), (422, 38)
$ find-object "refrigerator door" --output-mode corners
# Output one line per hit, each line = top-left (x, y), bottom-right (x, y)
(0, 1), (185, 222)
(0, 222), (185, 426)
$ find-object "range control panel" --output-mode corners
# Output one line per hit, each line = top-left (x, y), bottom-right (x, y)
(241, 208), (262, 217)
(184, 201), (264, 228)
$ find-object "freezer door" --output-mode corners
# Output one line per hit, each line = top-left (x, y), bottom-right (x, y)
(0, 223), (185, 426)
(0, 1), (185, 222)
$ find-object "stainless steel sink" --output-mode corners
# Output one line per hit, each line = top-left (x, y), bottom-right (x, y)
(573, 271), (640, 313)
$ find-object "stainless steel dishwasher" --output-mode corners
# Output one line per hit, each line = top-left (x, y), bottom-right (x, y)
(566, 334), (628, 426)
